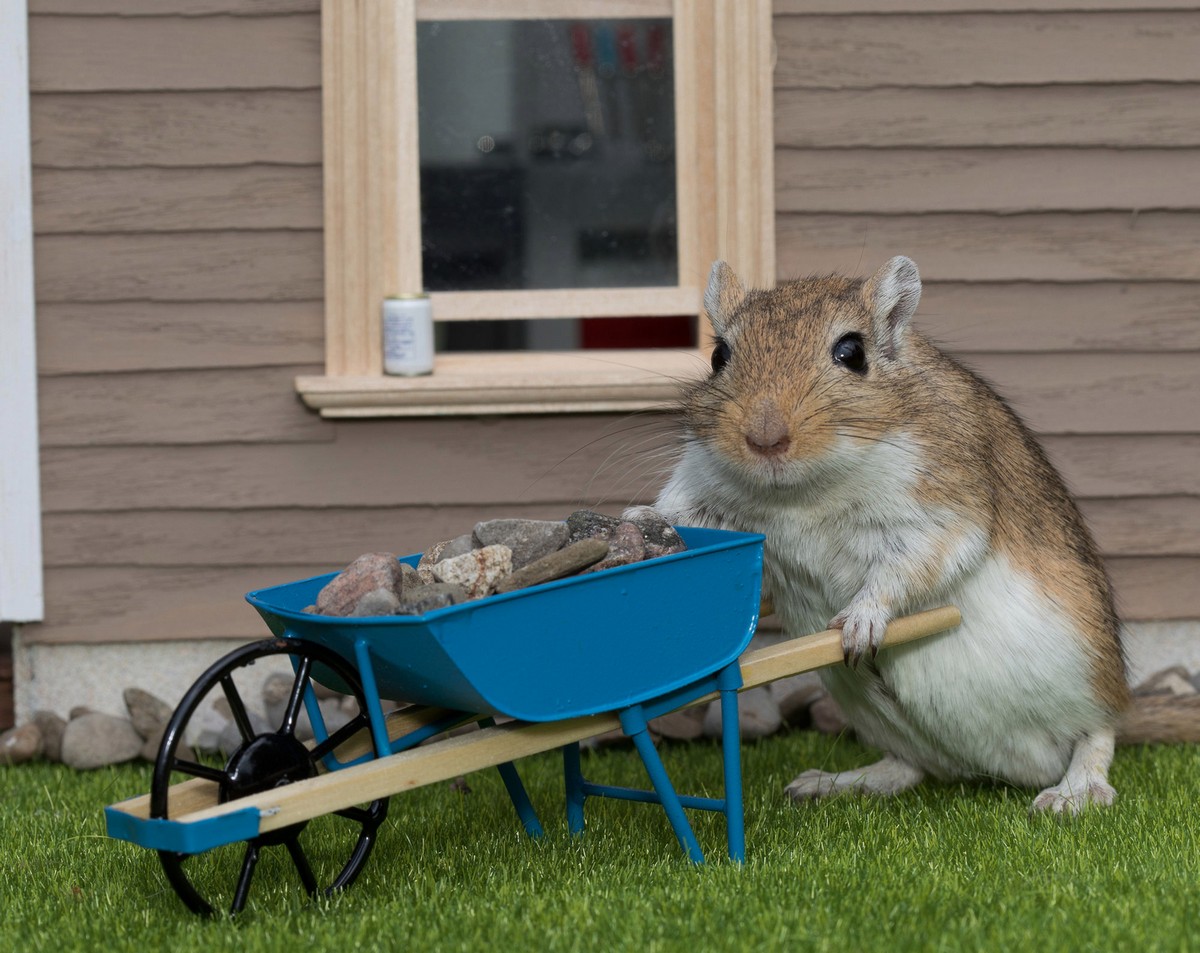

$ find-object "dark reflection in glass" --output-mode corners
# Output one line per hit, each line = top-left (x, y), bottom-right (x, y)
(417, 18), (677, 352)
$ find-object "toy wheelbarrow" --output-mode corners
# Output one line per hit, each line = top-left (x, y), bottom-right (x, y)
(104, 526), (960, 916)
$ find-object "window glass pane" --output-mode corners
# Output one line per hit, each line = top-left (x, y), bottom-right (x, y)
(417, 18), (677, 296)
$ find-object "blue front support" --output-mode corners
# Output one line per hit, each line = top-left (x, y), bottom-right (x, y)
(717, 664), (745, 863)
(351, 639), (544, 837)
(479, 717), (544, 837)
(561, 660), (745, 863)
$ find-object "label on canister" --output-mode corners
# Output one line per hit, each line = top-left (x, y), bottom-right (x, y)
(382, 295), (434, 376)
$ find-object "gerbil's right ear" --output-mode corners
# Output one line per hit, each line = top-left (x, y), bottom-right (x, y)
(704, 261), (746, 336)
(863, 256), (922, 360)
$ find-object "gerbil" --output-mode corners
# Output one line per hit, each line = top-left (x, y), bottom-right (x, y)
(651, 256), (1179, 814)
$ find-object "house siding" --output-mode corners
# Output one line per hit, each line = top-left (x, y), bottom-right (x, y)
(21, 1), (1200, 647)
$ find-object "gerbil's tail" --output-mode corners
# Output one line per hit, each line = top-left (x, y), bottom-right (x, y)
(1117, 695), (1200, 745)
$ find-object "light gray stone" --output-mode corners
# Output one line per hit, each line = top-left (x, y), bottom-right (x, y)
(703, 685), (782, 741)
(473, 519), (569, 569)
(350, 588), (402, 616)
(649, 706), (707, 741)
(61, 713), (144, 769)
(399, 582), (469, 615)
(31, 710), (67, 763)
(123, 687), (174, 741)
(1, 723), (43, 765)
(430, 544), (513, 600)
(769, 672), (827, 727)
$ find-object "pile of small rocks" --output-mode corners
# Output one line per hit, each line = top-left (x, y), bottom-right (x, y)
(5, 662), (1198, 768)
(0, 675), (361, 770)
(0, 688), (174, 770)
(309, 508), (689, 618)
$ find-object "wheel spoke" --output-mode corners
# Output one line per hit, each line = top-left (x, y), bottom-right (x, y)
(172, 757), (227, 785)
(309, 713), (369, 763)
(230, 843), (260, 915)
(280, 657), (314, 736)
(221, 676), (256, 744)
(285, 836), (320, 895)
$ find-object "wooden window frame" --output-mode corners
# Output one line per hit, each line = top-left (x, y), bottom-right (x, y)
(297, 0), (774, 418)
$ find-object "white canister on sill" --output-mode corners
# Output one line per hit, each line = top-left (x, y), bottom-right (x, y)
(382, 294), (435, 376)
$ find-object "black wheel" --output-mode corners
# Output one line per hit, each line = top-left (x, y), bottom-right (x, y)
(150, 638), (390, 916)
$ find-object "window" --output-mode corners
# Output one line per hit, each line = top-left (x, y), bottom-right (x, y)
(297, 0), (774, 417)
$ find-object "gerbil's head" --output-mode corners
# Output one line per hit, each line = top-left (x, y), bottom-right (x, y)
(682, 256), (925, 490)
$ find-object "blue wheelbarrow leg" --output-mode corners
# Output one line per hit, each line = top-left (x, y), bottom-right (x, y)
(562, 741), (586, 834)
(619, 704), (706, 864)
(717, 663), (745, 863)
(478, 717), (544, 838)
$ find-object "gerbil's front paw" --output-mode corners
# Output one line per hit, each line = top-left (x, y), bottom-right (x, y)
(829, 601), (890, 668)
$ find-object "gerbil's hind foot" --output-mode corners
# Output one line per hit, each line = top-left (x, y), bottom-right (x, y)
(785, 755), (924, 803)
(1031, 778), (1116, 816)
(1030, 728), (1117, 816)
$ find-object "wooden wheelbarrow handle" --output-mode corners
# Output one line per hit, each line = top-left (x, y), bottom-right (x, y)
(740, 605), (961, 691)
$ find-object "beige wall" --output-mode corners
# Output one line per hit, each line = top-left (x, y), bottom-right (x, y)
(22, 0), (1200, 648)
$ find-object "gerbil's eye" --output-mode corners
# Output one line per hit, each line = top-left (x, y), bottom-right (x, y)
(711, 339), (731, 374)
(832, 333), (868, 374)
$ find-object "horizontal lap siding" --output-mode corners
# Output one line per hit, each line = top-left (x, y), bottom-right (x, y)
(24, 3), (1200, 647)
(773, 2), (1200, 623)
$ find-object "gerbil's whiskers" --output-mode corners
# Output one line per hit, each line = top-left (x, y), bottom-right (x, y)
(517, 412), (676, 502)
(584, 426), (683, 508)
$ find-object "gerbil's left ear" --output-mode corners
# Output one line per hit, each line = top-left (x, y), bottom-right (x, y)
(703, 260), (746, 336)
(862, 256), (921, 360)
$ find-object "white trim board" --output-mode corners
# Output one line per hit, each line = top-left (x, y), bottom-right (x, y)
(0, 0), (44, 622)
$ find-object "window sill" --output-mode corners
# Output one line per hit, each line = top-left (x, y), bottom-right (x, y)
(295, 349), (705, 417)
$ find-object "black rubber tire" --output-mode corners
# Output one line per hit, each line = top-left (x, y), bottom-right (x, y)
(149, 638), (390, 916)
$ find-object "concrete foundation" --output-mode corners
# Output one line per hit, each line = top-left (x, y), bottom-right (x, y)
(13, 620), (1199, 725)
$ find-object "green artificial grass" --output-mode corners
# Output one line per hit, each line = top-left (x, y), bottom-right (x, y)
(2, 731), (1198, 953)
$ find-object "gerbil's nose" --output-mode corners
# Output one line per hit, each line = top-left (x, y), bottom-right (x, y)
(744, 399), (791, 458)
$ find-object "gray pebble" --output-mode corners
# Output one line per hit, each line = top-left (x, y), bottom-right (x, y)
(398, 582), (469, 615)
(351, 588), (402, 616)
(473, 519), (569, 569)
(703, 685), (782, 741)
(124, 687), (174, 741)
(769, 672), (827, 727)
(61, 713), (144, 770)
(31, 710), (67, 763)
(649, 706), (707, 741)
(566, 509), (623, 544)
(1, 723), (43, 765)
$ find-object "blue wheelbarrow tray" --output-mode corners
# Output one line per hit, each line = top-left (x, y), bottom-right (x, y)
(244, 525), (766, 723)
